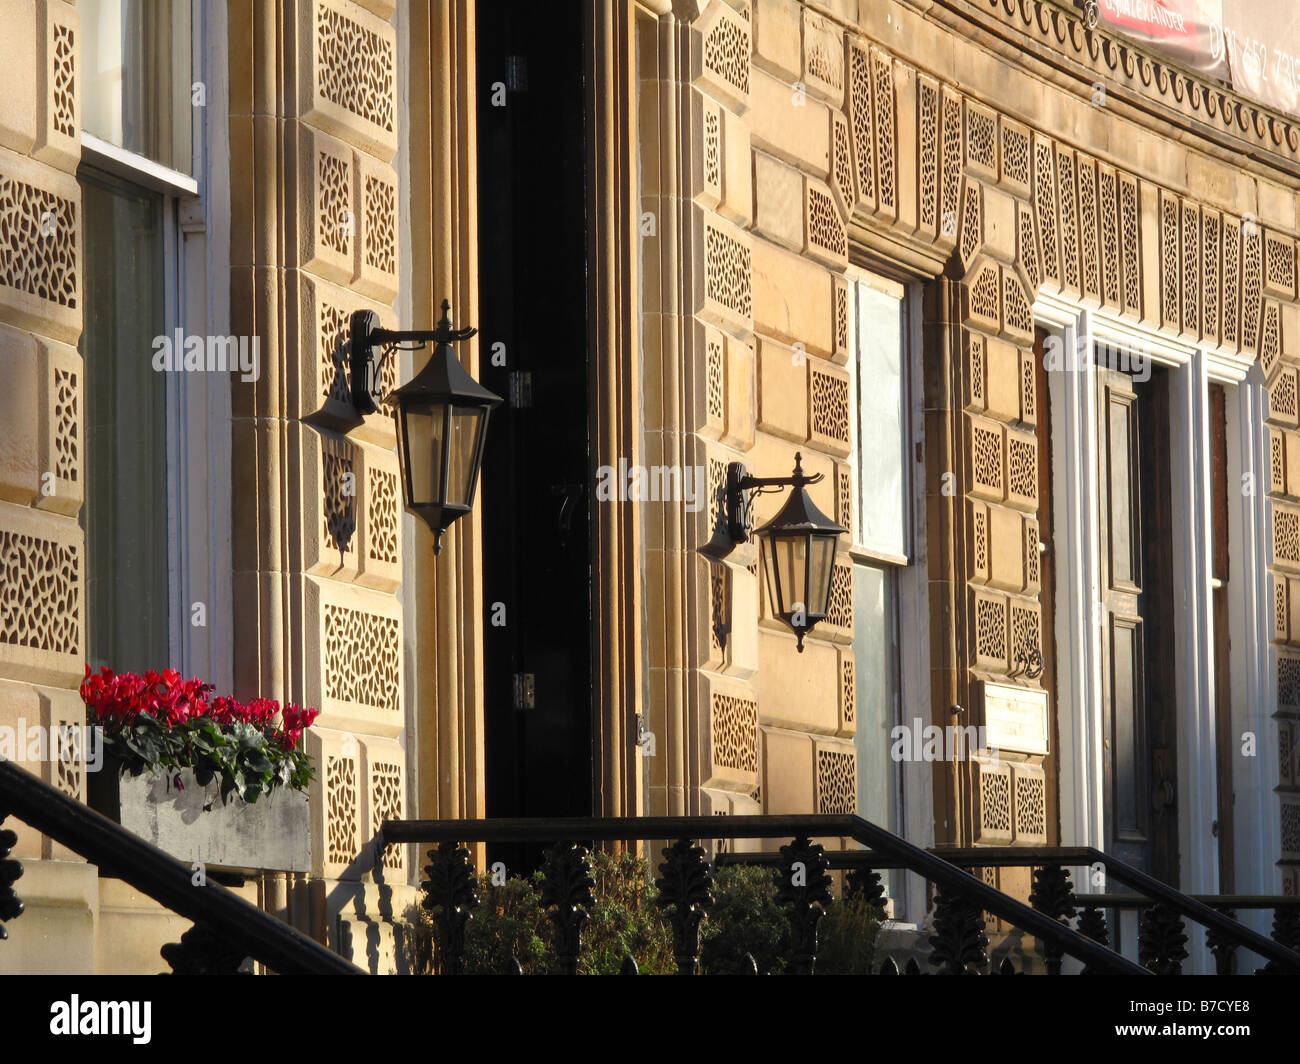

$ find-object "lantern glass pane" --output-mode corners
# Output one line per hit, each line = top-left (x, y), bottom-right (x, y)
(446, 406), (483, 506)
(808, 535), (836, 615)
(773, 535), (808, 616)
(762, 538), (781, 615)
(403, 402), (443, 507)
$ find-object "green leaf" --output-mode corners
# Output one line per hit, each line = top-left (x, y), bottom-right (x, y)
(212, 744), (236, 773)
(244, 751), (272, 777)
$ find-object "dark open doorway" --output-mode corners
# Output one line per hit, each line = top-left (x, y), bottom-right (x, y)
(476, 0), (594, 872)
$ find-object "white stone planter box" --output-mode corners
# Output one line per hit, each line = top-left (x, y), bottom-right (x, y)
(89, 760), (311, 874)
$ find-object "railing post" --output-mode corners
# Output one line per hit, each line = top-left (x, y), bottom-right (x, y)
(1274, 904), (1300, 951)
(422, 840), (479, 976)
(0, 815), (23, 941)
(1259, 905), (1300, 974)
(1076, 903), (1109, 975)
(845, 866), (888, 921)
(928, 885), (989, 974)
(774, 835), (832, 975)
(540, 841), (595, 975)
(654, 837), (714, 975)
(1029, 863), (1076, 975)
(1138, 902), (1189, 975)
(1205, 906), (1239, 976)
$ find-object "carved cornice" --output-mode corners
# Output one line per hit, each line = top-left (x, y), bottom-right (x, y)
(921, 0), (1300, 180)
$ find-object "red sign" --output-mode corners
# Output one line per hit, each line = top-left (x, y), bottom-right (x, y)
(1094, 0), (1230, 80)
(1093, 0), (1300, 119)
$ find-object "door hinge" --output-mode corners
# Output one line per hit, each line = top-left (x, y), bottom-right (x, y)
(509, 371), (533, 408)
(513, 672), (535, 710)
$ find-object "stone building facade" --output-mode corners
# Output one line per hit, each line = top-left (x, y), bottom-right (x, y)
(666, 0), (1299, 920)
(0, 0), (1295, 973)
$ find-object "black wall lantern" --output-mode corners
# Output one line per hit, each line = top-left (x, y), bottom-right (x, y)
(350, 299), (502, 553)
(720, 453), (846, 651)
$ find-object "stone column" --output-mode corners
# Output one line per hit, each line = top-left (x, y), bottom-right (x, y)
(229, 0), (412, 957)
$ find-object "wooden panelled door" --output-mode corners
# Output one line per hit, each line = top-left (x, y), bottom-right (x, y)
(1096, 359), (1180, 884)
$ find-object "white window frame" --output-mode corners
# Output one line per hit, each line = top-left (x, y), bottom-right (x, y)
(1037, 293), (1275, 968)
(846, 269), (932, 925)
(78, 0), (232, 689)
(81, 0), (197, 180)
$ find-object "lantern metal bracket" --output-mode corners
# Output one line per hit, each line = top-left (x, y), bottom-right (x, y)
(723, 453), (823, 551)
(350, 300), (478, 416)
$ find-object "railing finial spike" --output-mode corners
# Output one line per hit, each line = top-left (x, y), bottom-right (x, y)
(540, 841), (595, 976)
(655, 837), (713, 975)
(421, 840), (479, 976)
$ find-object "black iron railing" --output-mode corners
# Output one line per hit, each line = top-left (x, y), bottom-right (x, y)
(1046, 893), (1300, 976)
(938, 847), (1300, 974)
(379, 814), (1151, 974)
(0, 758), (361, 974)
(716, 846), (1300, 975)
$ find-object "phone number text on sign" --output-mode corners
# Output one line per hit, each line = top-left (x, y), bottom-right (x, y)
(1212, 23), (1300, 100)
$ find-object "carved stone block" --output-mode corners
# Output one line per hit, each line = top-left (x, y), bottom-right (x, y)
(299, 0), (398, 161)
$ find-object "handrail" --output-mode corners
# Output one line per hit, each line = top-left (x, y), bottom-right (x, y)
(1063, 894), (1300, 910)
(0, 758), (362, 974)
(381, 813), (1150, 974)
(715, 851), (914, 868)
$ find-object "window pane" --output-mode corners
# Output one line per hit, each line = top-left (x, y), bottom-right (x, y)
(80, 170), (169, 672)
(855, 281), (906, 556)
(853, 562), (899, 834)
(82, 0), (192, 172)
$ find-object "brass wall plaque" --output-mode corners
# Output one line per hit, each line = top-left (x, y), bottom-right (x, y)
(980, 681), (1049, 756)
